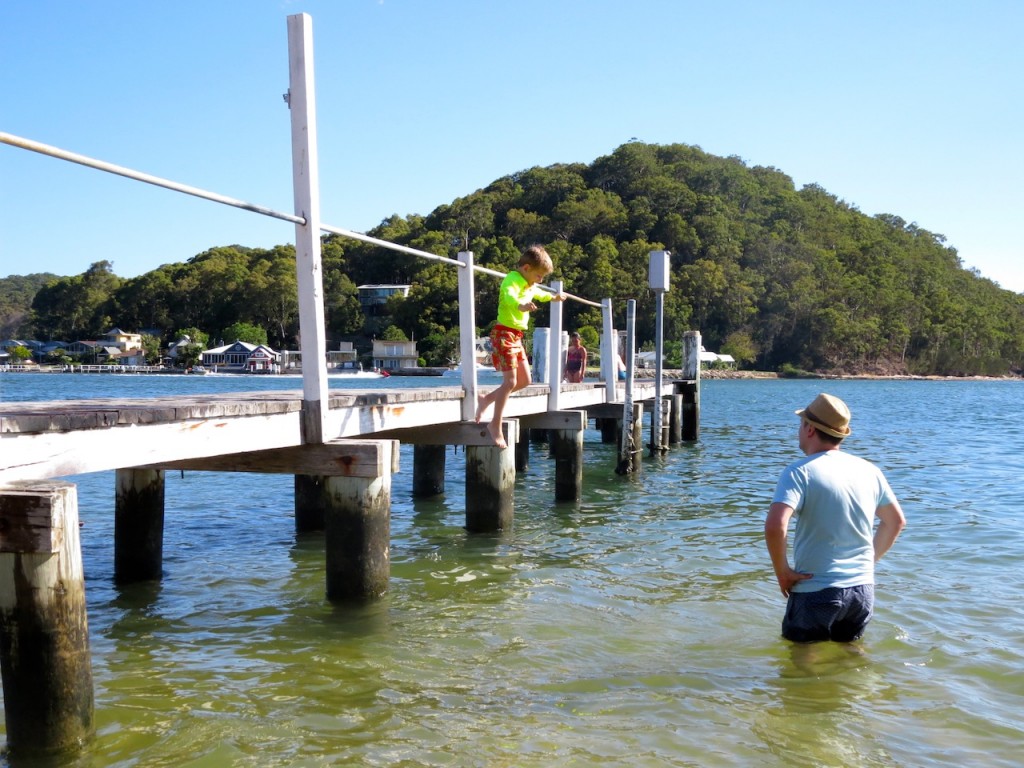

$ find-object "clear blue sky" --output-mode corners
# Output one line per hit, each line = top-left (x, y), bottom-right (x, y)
(3, 0), (1022, 293)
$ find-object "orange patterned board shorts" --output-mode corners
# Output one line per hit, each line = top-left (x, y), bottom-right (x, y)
(490, 326), (525, 372)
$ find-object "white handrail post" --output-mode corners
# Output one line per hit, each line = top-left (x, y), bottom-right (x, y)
(287, 13), (329, 444)
(547, 280), (564, 412)
(458, 251), (479, 421)
(649, 250), (670, 454)
(616, 299), (637, 473)
(601, 298), (615, 402)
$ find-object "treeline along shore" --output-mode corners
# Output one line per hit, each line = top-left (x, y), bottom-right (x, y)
(2, 141), (1022, 378)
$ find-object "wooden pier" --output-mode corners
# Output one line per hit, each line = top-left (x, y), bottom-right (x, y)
(0, 12), (702, 759)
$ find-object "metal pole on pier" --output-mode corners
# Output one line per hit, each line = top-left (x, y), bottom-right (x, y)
(458, 251), (479, 422)
(548, 280), (565, 413)
(649, 251), (670, 455)
(616, 300), (640, 474)
(287, 13), (330, 444)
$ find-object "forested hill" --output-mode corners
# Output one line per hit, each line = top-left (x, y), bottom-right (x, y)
(0, 272), (58, 339)
(6, 141), (1023, 376)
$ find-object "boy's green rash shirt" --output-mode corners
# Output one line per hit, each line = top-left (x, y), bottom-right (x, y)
(495, 270), (552, 330)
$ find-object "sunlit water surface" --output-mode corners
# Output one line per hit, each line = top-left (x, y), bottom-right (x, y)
(1, 373), (1022, 767)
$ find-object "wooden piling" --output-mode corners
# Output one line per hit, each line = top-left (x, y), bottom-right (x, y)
(551, 426), (584, 501)
(465, 422), (516, 532)
(598, 417), (618, 443)
(680, 382), (700, 441)
(680, 330), (702, 441)
(631, 403), (644, 468)
(114, 468), (165, 583)
(668, 393), (683, 444)
(323, 440), (395, 602)
(0, 481), (94, 756)
(520, 411), (586, 501)
(514, 436), (529, 473)
(294, 474), (327, 532)
(412, 444), (446, 497)
(616, 402), (644, 475)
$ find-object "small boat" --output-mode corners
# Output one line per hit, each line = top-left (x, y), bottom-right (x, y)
(387, 366), (447, 377)
(330, 361), (384, 378)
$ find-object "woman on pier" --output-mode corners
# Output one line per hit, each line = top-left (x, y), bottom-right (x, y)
(563, 332), (587, 383)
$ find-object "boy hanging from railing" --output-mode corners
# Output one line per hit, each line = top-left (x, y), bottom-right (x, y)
(475, 245), (567, 448)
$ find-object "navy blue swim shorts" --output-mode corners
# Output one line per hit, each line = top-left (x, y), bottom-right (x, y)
(782, 584), (874, 643)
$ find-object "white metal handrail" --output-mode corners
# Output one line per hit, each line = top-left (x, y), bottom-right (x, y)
(1, 132), (600, 309)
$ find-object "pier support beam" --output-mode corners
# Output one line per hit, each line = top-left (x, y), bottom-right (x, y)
(324, 440), (395, 602)
(680, 330), (701, 441)
(668, 393), (683, 444)
(413, 444), (446, 497)
(597, 417), (618, 443)
(521, 411), (586, 502)
(677, 381), (700, 442)
(514, 437), (530, 473)
(465, 421), (517, 532)
(616, 402), (644, 475)
(294, 474), (327, 533)
(114, 468), (165, 582)
(551, 426), (584, 501)
(0, 481), (94, 757)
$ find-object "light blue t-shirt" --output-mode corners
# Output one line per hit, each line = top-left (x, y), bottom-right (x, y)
(772, 450), (897, 592)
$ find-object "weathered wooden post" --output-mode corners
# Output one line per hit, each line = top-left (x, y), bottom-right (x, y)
(324, 440), (395, 602)
(114, 468), (165, 582)
(550, 411), (585, 501)
(668, 393), (684, 444)
(465, 421), (517, 532)
(630, 402), (644, 469)
(514, 437), (530, 473)
(413, 444), (446, 497)
(294, 474), (327, 532)
(0, 481), (94, 756)
(680, 330), (702, 441)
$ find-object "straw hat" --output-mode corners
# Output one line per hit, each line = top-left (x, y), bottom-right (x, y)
(795, 393), (852, 438)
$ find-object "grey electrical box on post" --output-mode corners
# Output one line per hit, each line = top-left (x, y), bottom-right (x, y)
(649, 250), (670, 292)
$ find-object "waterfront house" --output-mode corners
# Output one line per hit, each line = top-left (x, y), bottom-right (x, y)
(62, 340), (103, 363)
(167, 335), (194, 364)
(200, 340), (280, 373)
(371, 338), (419, 372)
(101, 327), (143, 352)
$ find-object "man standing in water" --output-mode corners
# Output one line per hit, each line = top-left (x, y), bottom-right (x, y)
(765, 393), (906, 643)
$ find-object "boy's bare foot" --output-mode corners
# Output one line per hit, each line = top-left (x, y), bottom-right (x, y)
(487, 420), (507, 449)
(475, 392), (488, 423)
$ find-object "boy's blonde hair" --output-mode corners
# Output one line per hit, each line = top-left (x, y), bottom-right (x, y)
(519, 244), (553, 273)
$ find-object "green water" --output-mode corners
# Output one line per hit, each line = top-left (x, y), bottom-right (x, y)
(2, 375), (1022, 766)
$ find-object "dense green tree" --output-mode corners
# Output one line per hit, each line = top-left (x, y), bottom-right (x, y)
(8, 345), (31, 363)
(8, 141), (1024, 377)
(0, 272), (58, 337)
(141, 333), (163, 364)
(222, 322), (268, 346)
